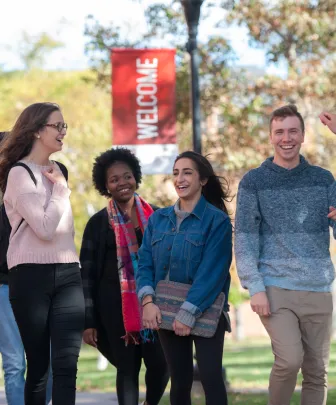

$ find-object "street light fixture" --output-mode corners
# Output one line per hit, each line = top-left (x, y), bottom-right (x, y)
(181, 0), (204, 154)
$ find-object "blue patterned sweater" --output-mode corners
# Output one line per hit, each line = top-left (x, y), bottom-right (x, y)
(235, 156), (336, 296)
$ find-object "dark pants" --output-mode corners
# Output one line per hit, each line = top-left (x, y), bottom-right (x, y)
(98, 281), (169, 405)
(9, 263), (85, 405)
(159, 315), (227, 405)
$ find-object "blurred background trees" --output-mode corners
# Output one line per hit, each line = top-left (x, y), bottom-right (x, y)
(84, 0), (336, 174)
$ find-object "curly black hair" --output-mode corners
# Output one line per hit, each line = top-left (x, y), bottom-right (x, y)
(92, 147), (142, 197)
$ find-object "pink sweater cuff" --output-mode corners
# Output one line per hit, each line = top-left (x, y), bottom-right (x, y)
(52, 182), (71, 199)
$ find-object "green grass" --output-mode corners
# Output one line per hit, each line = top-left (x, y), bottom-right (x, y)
(224, 339), (336, 389)
(2, 339), (336, 404)
(160, 391), (336, 405)
(74, 339), (336, 404)
(76, 339), (336, 391)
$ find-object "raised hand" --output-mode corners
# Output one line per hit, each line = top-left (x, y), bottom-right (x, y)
(319, 112), (336, 134)
(43, 166), (67, 187)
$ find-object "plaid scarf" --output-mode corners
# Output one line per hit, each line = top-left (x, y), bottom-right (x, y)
(107, 194), (154, 345)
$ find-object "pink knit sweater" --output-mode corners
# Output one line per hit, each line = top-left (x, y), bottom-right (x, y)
(4, 161), (79, 269)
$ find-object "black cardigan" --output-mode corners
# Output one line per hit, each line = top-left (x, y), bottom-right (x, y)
(80, 208), (111, 330)
(80, 205), (158, 336)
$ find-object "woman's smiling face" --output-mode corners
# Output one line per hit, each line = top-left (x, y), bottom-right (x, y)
(173, 158), (204, 202)
(105, 162), (137, 203)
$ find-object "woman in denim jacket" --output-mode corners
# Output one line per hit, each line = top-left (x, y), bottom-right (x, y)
(136, 151), (232, 405)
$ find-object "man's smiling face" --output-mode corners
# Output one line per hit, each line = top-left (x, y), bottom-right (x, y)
(270, 115), (305, 168)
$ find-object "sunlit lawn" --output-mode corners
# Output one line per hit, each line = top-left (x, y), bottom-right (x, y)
(76, 339), (336, 391)
(159, 391), (336, 405)
(2, 339), (336, 404)
(74, 339), (336, 404)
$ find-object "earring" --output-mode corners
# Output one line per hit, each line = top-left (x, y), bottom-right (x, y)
(36, 135), (40, 139)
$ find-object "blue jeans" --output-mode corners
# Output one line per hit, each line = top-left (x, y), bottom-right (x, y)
(0, 284), (52, 405)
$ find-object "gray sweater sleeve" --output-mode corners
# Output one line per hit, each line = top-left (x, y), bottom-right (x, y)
(327, 174), (336, 239)
(235, 173), (265, 296)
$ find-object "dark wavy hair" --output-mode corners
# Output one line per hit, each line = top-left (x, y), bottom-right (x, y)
(174, 151), (230, 214)
(269, 104), (305, 133)
(92, 147), (142, 198)
(0, 103), (60, 193)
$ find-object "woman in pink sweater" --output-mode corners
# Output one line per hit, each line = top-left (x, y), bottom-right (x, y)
(0, 103), (84, 405)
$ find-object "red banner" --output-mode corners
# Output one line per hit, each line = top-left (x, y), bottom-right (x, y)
(111, 48), (177, 174)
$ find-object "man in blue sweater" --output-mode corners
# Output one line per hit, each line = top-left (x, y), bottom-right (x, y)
(235, 105), (336, 405)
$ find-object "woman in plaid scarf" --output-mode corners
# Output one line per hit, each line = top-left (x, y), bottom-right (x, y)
(80, 147), (168, 405)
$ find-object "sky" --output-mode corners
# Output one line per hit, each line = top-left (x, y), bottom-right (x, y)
(0, 0), (285, 75)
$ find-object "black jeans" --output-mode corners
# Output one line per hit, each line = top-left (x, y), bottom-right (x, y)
(9, 263), (85, 405)
(98, 281), (169, 405)
(159, 315), (227, 405)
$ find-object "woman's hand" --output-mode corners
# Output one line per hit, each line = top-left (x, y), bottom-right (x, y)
(173, 320), (191, 336)
(83, 328), (98, 348)
(142, 303), (162, 330)
(43, 166), (67, 187)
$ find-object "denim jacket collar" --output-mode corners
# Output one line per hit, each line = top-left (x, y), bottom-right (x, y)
(160, 195), (207, 222)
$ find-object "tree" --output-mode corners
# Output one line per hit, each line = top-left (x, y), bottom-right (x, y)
(83, 2), (265, 170)
(223, 0), (336, 69)
(222, 0), (336, 169)
(17, 31), (64, 70)
(84, 0), (336, 172)
(0, 69), (112, 247)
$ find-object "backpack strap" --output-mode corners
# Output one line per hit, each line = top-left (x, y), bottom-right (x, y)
(12, 161), (68, 183)
(54, 161), (68, 182)
(5, 162), (38, 237)
(12, 162), (37, 186)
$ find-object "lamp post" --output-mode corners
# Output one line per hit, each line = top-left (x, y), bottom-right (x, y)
(181, 0), (204, 154)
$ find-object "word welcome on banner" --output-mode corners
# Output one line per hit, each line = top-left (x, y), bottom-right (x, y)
(111, 48), (177, 175)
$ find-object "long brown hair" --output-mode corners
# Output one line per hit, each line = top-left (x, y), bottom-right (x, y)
(0, 102), (60, 193)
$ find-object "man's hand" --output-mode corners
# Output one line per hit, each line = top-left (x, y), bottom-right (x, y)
(327, 206), (336, 221)
(250, 291), (271, 317)
(319, 112), (336, 134)
(83, 328), (98, 348)
(173, 320), (191, 336)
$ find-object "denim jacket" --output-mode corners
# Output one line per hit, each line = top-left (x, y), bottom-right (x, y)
(136, 195), (232, 327)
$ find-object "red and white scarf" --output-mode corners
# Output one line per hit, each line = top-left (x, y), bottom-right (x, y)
(107, 194), (153, 345)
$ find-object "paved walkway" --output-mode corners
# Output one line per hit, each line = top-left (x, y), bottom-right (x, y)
(0, 390), (121, 405)
(0, 387), (308, 404)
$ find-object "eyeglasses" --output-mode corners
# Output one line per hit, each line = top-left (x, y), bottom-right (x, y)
(44, 123), (68, 133)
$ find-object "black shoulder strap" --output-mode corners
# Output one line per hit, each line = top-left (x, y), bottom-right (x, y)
(5, 162), (37, 235)
(12, 162), (37, 186)
(54, 161), (68, 181)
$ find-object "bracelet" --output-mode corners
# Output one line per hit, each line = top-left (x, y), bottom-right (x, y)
(142, 301), (153, 308)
